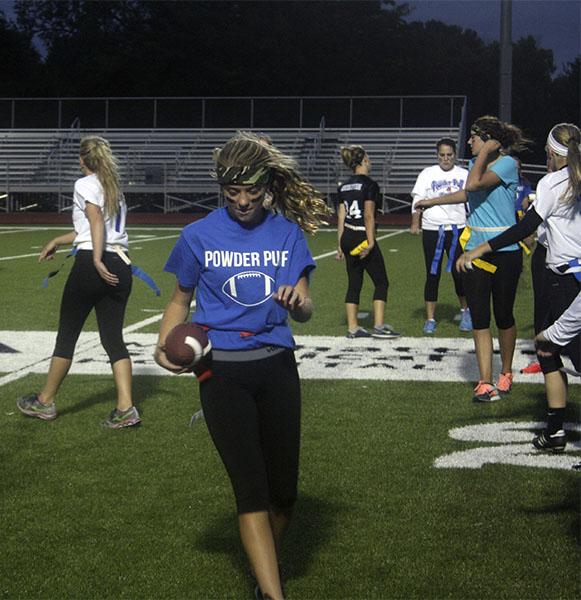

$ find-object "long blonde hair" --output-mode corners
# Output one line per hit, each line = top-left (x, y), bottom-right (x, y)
(213, 131), (331, 234)
(79, 136), (122, 217)
(548, 123), (581, 204)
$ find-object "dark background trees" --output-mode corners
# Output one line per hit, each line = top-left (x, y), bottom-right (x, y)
(3, 0), (579, 162)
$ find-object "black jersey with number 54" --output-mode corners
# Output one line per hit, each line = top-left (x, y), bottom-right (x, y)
(337, 174), (380, 229)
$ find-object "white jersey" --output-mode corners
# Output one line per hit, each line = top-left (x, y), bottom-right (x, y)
(411, 164), (468, 231)
(543, 291), (581, 346)
(534, 168), (581, 275)
(72, 174), (128, 251)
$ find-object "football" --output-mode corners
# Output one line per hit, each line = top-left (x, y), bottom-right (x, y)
(222, 270), (275, 307)
(164, 323), (212, 368)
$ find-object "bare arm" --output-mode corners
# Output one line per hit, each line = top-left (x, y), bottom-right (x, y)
(154, 283), (195, 372)
(85, 202), (119, 286)
(414, 189), (468, 209)
(38, 230), (77, 262)
(410, 209), (422, 235)
(465, 140), (502, 191)
(274, 275), (313, 323)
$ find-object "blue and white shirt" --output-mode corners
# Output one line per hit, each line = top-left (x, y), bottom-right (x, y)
(165, 208), (315, 350)
(72, 174), (128, 251)
(466, 155), (519, 252)
(411, 164), (468, 230)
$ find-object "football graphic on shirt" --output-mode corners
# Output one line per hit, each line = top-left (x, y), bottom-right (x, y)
(222, 271), (275, 306)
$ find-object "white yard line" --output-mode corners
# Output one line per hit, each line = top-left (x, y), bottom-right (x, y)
(0, 301), (195, 388)
(0, 233), (180, 262)
(313, 229), (405, 259)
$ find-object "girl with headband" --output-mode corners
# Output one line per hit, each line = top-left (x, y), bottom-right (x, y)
(415, 115), (528, 402)
(154, 131), (330, 600)
(457, 123), (581, 453)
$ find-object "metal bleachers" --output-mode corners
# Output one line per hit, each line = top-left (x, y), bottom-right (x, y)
(0, 126), (461, 213)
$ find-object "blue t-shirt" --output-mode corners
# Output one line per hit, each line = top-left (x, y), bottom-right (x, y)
(164, 208), (315, 350)
(466, 155), (520, 252)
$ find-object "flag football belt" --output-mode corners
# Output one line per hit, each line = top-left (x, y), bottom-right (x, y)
(556, 258), (581, 282)
(344, 223), (366, 231)
(212, 346), (286, 362)
(467, 224), (530, 256)
(429, 224), (460, 275)
(459, 226), (497, 273)
(41, 245), (161, 296)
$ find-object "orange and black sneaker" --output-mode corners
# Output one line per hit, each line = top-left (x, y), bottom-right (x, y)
(472, 381), (500, 402)
(495, 372), (513, 395)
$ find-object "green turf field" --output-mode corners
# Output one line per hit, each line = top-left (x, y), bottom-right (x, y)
(1, 224), (579, 599)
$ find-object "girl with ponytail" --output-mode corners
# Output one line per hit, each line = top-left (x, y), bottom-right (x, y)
(336, 145), (401, 339)
(17, 136), (139, 429)
(458, 123), (581, 453)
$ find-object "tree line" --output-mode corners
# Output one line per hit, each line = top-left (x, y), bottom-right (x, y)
(1, 0), (579, 162)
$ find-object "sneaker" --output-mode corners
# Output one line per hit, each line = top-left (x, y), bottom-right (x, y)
(472, 381), (500, 402)
(532, 429), (566, 453)
(495, 372), (513, 395)
(520, 361), (542, 374)
(371, 324), (401, 339)
(423, 319), (437, 334)
(346, 327), (371, 339)
(103, 406), (141, 429)
(459, 309), (473, 332)
(16, 394), (57, 421)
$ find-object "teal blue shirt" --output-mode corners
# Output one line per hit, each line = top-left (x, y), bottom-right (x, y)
(466, 155), (520, 252)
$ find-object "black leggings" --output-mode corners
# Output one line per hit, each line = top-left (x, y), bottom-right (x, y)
(200, 348), (301, 514)
(463, 250), (522, 330)
(53, 250), (132, 363)
(340, 228), (388, 304)
(538, 271), (580, 374)
(421, 228), (465, 302)
(531, 243), (549, 334)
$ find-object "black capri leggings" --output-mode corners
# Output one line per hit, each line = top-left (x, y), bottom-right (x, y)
(531, 243), (549, 334)
(340, 228), (388, 304)
(200, 348), (301, 514)
(53, 249), (132, 363)
(538, 270), (580, 374)
(422, 228), (465, 302)
(463, 250), (522, 330)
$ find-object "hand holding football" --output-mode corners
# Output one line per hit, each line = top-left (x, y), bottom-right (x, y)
(164, 323), (212, 368)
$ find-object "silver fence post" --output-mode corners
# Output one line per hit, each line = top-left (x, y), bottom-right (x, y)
(349, 98), (353, 129)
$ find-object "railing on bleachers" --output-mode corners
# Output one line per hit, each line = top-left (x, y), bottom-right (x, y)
(0, 95), (472, 214)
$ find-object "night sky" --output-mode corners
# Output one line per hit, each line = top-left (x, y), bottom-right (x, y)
(405, 0), (580, 74)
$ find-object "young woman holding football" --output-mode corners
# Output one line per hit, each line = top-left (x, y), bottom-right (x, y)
(154, 132), (330, 600)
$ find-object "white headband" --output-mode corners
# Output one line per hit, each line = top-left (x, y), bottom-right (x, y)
(547, 130), (569, 156)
